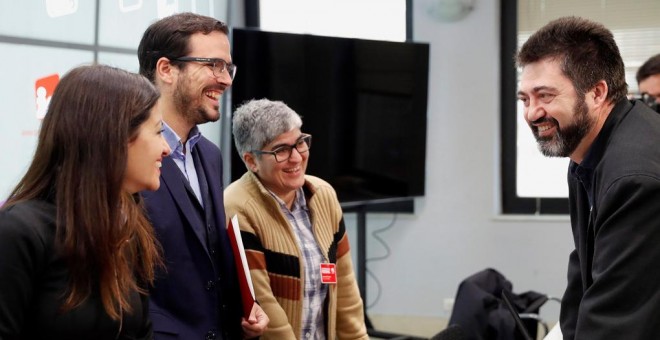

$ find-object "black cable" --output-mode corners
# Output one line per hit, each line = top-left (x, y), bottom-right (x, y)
(365, 213), (397, 308)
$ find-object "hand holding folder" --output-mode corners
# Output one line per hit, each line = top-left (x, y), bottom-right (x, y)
(227, 215), (256, 319)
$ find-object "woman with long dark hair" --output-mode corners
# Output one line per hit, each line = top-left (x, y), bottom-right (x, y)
(0, 64), (171, 339)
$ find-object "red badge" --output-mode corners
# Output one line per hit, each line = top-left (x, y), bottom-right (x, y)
(320, 263), (337, 284)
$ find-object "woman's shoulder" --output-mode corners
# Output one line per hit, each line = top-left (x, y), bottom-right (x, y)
(0, 200), (56, 245)
(1, 199), (56, 220)
(225, 172), (276, 207)
(304, 175), (334, 191)
(303, 175), (343, 218)
(224, 172), (256, 205)
(304, 175), (338, 199)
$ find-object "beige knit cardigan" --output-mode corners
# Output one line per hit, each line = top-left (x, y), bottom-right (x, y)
(224, 171), (368, 340)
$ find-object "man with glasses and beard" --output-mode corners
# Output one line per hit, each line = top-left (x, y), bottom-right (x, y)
(137, 13), (268, 340)
(516, 17), (660, 340)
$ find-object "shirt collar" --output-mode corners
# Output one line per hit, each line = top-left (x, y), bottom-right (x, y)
(162, 122), (202, 155)
(569, 99), (633, 205)
(268, 187), (308, 212)
(577, 99), (632, 171)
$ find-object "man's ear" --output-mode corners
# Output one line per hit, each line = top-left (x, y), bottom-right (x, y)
(591, 80), (609, 107)
(243, 152), (258, 173)
(155, 57), (176, 85)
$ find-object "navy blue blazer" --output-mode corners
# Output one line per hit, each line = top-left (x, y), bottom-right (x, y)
(142, 137), (243, 340)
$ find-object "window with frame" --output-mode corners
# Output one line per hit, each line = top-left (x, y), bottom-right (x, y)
(254, 0), (409, 42)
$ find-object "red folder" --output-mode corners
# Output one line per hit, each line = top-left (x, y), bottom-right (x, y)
(227, 214), (256, 319)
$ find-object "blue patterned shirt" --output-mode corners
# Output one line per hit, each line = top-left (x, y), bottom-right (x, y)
(269, 188), (328, 340)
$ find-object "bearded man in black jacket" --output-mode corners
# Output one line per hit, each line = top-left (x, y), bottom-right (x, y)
(516, 16), (660, 340)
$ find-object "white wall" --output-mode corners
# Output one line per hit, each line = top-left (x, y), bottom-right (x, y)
(344, 0), (575, 323)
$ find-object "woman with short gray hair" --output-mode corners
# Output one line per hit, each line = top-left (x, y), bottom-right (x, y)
(225, 99), (367, 339)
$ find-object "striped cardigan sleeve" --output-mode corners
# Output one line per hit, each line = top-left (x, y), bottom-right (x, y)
(230, 204), (299, 339)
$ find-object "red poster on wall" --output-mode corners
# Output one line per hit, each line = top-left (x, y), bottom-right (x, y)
(35, 73), (59, 120)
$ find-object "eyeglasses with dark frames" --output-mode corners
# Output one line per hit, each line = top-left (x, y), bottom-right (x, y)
(172, 57), (237, 79)
(641, 93), (660, 113)
(251, 134), (312, 163)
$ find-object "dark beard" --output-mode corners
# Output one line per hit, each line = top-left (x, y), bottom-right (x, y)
(535, 96), (594, 157)
(172, 79), (219, 126)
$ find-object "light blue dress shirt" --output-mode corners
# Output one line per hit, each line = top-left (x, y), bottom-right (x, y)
(162, 122), (204, 207)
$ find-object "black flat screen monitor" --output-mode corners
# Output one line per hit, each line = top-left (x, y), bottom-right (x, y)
(230, 28), (429, 205)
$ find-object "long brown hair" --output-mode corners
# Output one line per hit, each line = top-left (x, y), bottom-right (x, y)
(4, 64), (162, 320)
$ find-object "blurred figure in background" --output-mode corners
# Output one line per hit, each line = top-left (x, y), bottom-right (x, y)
(636, 53), (660, 111)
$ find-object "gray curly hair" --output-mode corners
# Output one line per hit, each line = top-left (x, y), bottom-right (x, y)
(232, 99), (303, 165)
